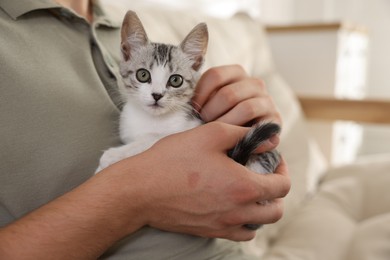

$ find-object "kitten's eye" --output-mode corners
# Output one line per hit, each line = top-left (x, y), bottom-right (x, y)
(136, 69), (151, 83)
(168, 74), (183, 88)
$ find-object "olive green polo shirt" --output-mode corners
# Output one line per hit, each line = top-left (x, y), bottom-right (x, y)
(0, 1), (256, 259)
(0, 0), (125, 227)
(0, 0), (124, 225)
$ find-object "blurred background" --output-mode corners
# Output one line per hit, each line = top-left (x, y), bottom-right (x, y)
(113, 0), (390, 166)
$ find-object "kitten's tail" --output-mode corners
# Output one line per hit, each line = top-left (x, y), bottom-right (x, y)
(228, 122), (281, 165)
(229, 122), (281, 231)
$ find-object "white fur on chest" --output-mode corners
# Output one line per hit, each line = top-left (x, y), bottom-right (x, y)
(95, 102), (202, 173)
(120, 102), (202, 144)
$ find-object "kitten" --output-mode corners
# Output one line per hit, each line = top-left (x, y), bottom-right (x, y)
(96, 10), (280, 246)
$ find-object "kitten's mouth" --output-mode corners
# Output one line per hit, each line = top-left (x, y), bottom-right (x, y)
(147, 101), (167, 115)
(149, 102), (163, 109)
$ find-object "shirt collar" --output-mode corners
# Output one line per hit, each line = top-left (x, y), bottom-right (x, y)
(0, 0), (58, 19)
(0, 0), (120, 28)
(92, 1), (121, 28)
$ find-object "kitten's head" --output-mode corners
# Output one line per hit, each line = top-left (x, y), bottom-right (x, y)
(119, 11), (208, 116)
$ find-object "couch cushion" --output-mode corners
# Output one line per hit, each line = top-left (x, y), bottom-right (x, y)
(263, 155), (390, 260)
(346, 213), (390, 260)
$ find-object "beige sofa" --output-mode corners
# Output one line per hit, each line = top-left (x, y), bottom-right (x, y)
(106, 3), (390, 259)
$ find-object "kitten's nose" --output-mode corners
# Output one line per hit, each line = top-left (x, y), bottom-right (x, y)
(152, 93), (163, 101)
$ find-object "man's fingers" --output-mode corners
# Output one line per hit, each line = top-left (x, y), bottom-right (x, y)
(193, 65), (246, 110)
(202, 123), (289, 202)
(253, 134), (280, 154)
(199, 78), (265, 122)
(206, 199), (284, 241)
(248, 158), (290, 201)
(201, 122), (250, 151)
(223, 198), (284, 226)
(213, 97), (279, 126)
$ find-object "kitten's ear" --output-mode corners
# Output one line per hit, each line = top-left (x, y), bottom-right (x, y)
(180, 23), (208, 71)
(121, 11), (149, 61)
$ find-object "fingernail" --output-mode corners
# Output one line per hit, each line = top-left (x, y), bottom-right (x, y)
(269, 135), (280, 146)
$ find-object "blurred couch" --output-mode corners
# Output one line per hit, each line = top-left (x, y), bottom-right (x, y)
(105, 3), (390, 259)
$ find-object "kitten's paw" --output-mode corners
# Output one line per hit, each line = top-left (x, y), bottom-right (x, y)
(95, 137), (159, 174)
(95, 147), (128, 174)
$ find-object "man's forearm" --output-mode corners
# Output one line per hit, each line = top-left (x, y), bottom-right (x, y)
(0, 162), (145, 259)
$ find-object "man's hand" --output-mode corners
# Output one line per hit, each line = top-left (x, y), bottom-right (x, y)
(193, 65), (282, 126)
(132, 122), (290, 241)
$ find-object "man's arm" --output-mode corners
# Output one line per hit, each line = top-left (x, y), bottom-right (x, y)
(0, 162), (143, 259)
(0, 122), (290, 259)
(0, 64), (290, 259)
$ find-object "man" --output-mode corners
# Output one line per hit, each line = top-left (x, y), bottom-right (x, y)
(0, 0), (290, 258)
